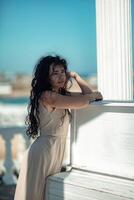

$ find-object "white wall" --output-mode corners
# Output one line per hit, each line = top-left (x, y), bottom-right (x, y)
(71, 101), (134, 179)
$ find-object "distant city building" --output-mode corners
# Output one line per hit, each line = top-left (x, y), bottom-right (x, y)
(11, 74), (32, 90)
(0, 73), (10, 83)
(0, 72), (32, 97)
(0, 83), (12, 96)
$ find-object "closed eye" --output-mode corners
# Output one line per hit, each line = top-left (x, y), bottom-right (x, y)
(61, 69), (66, 73)
(53, 70), (65, 75)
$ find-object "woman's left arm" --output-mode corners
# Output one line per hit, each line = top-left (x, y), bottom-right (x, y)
(68, 71), (103, 100)
(68, 71), (93, 94)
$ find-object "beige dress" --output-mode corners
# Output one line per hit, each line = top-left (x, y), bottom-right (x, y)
(14, 101), (70, 200)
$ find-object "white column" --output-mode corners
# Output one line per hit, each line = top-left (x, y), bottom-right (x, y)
(96, 0), (133, 100)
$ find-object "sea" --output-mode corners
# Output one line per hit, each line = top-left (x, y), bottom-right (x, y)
(0, 97), (29, 127)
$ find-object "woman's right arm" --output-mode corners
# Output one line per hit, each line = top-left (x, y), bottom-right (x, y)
(41, 91), (102, 110)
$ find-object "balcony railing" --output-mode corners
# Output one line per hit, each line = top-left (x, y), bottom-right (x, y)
(0, 101), (134, 199)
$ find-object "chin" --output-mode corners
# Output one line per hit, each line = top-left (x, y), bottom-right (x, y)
(59, 86), (64, 91)
(59, 83), (65, 87)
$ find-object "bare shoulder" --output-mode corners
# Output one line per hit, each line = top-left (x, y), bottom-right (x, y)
(42, 91), (82, 100)
(40, 90), (90, 109)
(41, 90), (59, 102)
(40, 90), (57, 111)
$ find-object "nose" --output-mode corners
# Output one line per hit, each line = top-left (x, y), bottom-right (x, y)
(60, 72), (65, 78)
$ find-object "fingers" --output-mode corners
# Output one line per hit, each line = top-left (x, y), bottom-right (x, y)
(90, 91), (103, 101)
(95, 92), (103, 100)
(67, 71), (78, 79)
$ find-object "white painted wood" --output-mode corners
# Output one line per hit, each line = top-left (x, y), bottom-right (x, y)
(96, 0), (133, 100)
(46, 170), (134, 200)
(0, 83), (12, 95)
(71, 101), (134, 179)
(0, 126), (28, 184)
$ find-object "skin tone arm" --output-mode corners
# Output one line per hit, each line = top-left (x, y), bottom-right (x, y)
(41, 71), (103, 110)
(41, 91), (100, 110)
(68, 71), (93, 94)
(68, 71), (103, 101)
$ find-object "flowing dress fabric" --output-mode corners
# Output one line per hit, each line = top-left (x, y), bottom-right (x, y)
(14, 101), (70, 200)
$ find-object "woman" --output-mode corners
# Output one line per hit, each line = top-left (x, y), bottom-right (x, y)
(14, 55), (103, 200)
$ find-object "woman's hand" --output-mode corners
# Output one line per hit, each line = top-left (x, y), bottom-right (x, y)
(67, 71), (79, 79)
(67, 72), (103, 99)
(88, 91), (103, 102)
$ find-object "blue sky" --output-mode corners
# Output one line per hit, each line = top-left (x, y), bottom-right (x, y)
(0, 0), (134, 77)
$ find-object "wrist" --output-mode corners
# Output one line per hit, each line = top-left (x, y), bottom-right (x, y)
(74, 73), (80, 80)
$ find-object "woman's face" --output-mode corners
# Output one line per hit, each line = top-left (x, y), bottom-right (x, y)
(49, 64), (67, 92)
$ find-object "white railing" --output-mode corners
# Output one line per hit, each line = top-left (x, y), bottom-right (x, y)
(0, 100), (134, 200)
(0, 125), (70, 185)
(0, 104), (31, 184)
(0, 126), (30, 184)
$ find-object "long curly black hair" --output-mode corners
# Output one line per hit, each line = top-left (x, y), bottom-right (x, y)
(25, 55), (72, 139)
